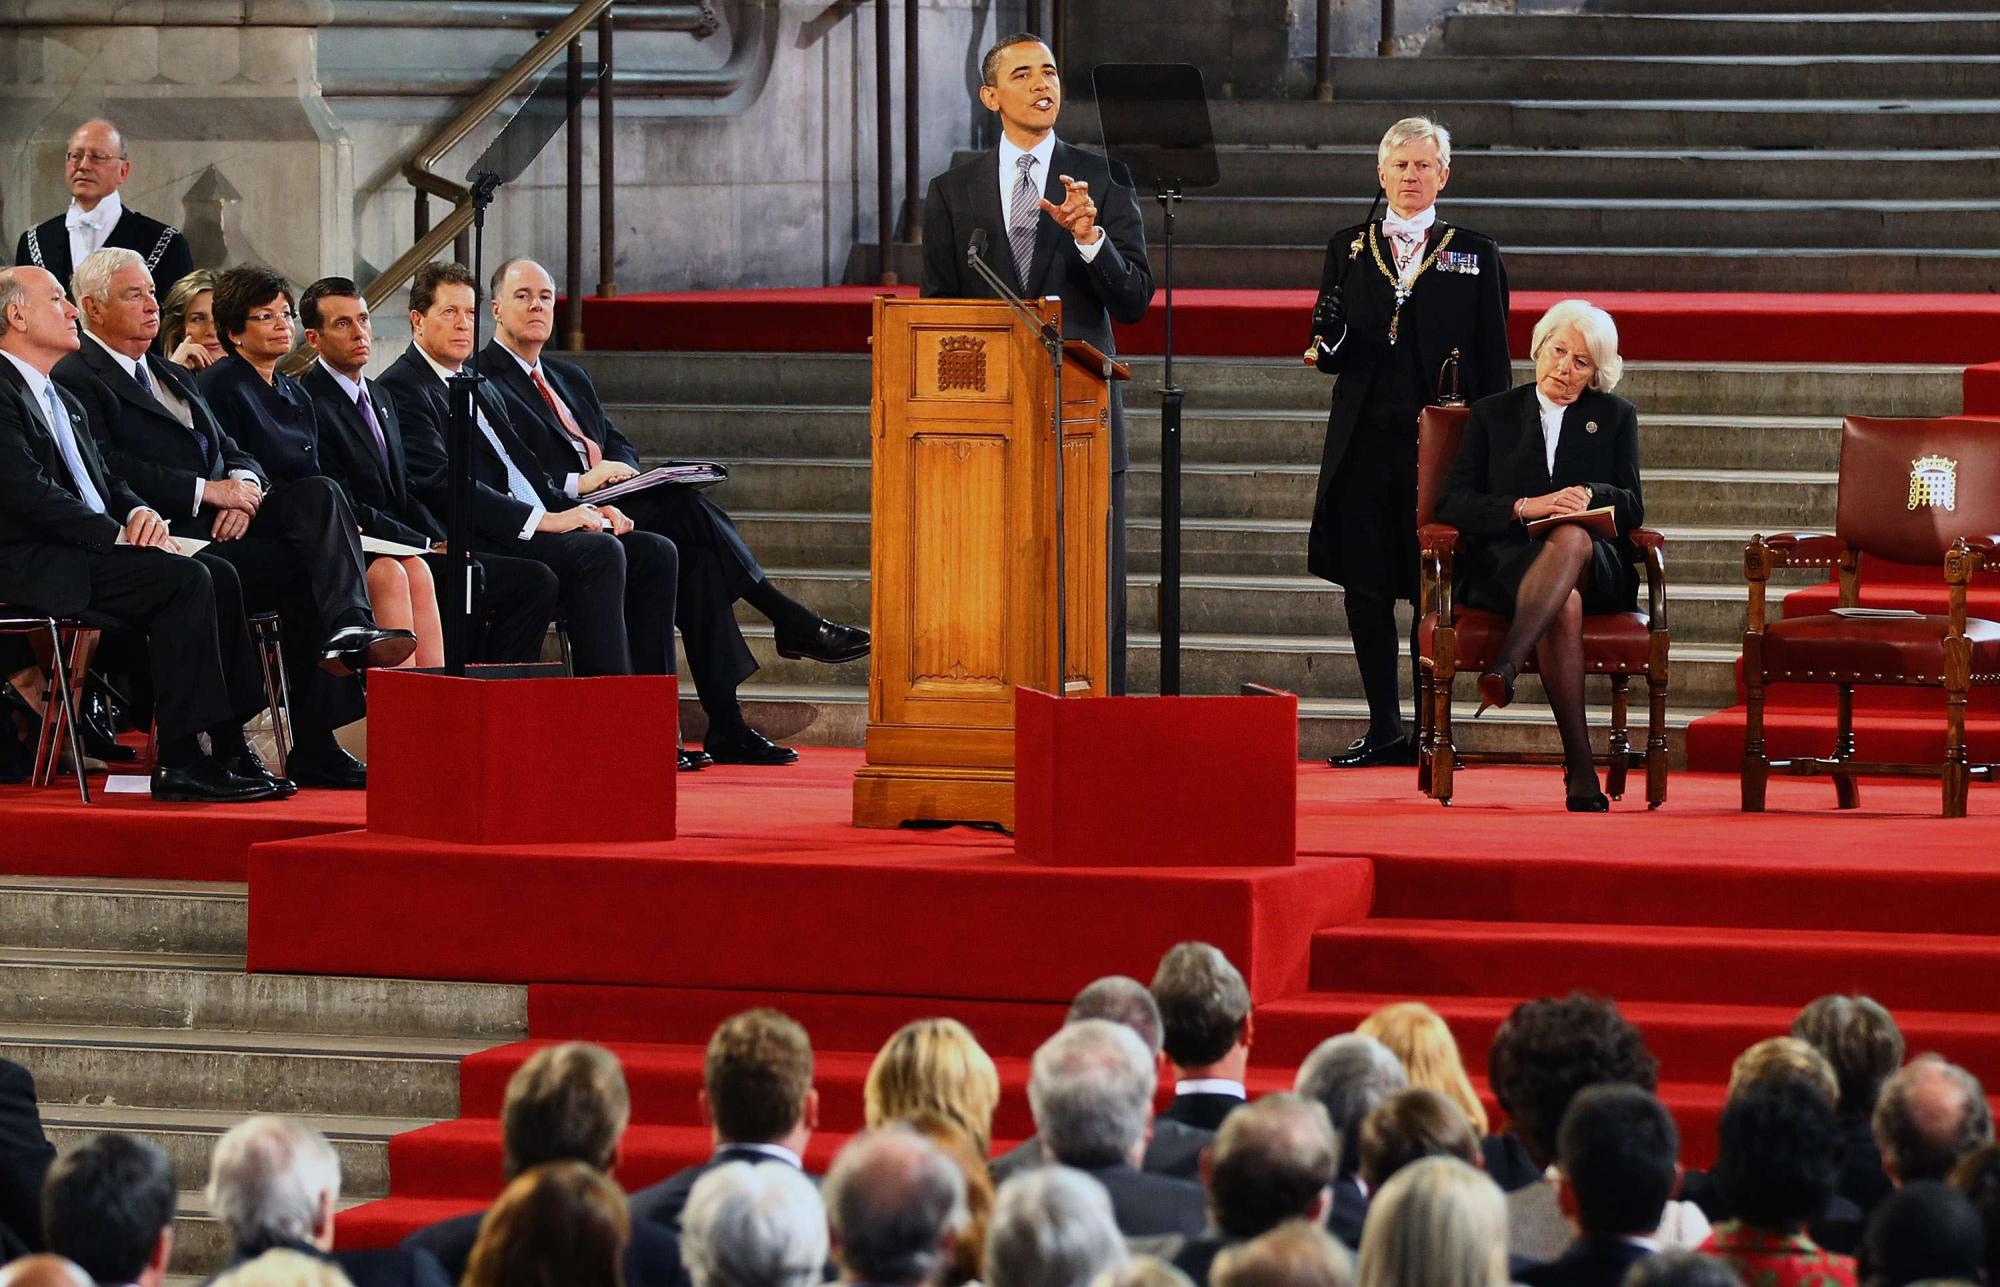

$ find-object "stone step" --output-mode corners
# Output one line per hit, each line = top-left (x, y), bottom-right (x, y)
(0, 878), (247, 956)
(1323, 55), (2000, 101)
(1441, 12), (2000, 57)
(1578, 0), (2000, 14)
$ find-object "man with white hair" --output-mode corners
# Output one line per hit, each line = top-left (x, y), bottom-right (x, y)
(203, 1115), (449, 1287)
(1029, 1019), (1205, 1238)
(1308, 115), (1511, 770)
(822, 1126), (968, 1287)
(985, 1167), (1129, 1287)
(1874, 1054), (1995, 1186)
(16, 121), (194, 304)
(1295, 1033), (1408, 1249)
(682, 1159), (829, 1287)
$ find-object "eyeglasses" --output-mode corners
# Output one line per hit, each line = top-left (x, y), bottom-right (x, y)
(64, 150), (125, 166)
(246, 309), (297, 326)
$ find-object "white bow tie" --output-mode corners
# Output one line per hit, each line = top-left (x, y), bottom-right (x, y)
(1383, 216), (1429, 242)
(67, 209), (105, 231)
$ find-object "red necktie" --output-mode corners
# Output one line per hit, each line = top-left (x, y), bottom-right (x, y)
(530, 367), (601, 469)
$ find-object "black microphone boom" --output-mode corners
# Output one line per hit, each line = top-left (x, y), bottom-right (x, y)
(969, 227), (987, 266)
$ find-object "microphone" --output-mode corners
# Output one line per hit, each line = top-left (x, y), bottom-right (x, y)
(968, 228), (988, 267)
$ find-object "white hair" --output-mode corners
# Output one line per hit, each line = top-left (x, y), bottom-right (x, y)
(986, 1167), (1129, 1287)
(1530, 298), (1624, 392)
(682, 1161), (829, 1287)
(209, 1249), (354, 1287)
(206, 1116), (342, 1249)
(1295, 1034), (1407, 1144)
(71, 246), (148, 319)
(1357, 1157), (1507, 1287)
(1377, 116), (1451, 169)
(1029, 1019), (1156, 1167)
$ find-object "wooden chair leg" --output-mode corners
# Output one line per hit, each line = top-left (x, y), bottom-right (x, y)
(1946, 677), (1971, 818)
(1832, 684), (1860, 810)
(1645, 668), (1669, 809)
(1741, 649), (1768, 812)
(1415, 666), (1433, 794)
(1605, 674), (1631, 802)
(1432, 666), (1457, 807)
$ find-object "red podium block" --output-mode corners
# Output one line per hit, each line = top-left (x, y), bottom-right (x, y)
(367, 670), (677, 845)
(1014, 687), (1297, 866)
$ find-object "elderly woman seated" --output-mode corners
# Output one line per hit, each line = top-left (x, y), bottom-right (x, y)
(1437, 298), (1643, 811)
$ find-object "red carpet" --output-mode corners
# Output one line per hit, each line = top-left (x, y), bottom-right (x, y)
(583, 288), (2000, 365)
(0, 784), (362, 881)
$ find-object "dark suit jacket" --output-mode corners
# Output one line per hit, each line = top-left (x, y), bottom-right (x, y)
(920, 138), (1153, 471)
(375, 345), (569, 550)
(1481, 1131), (1544, 1193)
(1835, 1116), (1893, 1221)
(17, 206), (195, 302)
(404, 1203), (686, 1285)
(0, 355), (149, 616)
(53, 338), (266, 537)
(990, 1117), (1213, 1184)
(1518, 1236), (1654, 1287)
(1169, 1233), (1241, 1287)
(0, 1059), (53, 1255)
(204, 1236), (450, 1287)
(299, 362), (442, 550)
(629, 1144), (806, 1232)
(196, 355), (325, 487)
(1075, 1160), (1206, 1239)
(478, 340), (641, 484)
(1326, 1173), (1368, 1251)
(1160, 1091), (1244, 1134)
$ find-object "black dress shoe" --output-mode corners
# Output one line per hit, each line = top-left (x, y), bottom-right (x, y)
(220, 751), (298, 798)
(678, 749), (707, 772)
(318, 626), (419, 676)
(1327, 734), (1416, 768)
(286, 744), (368, 790)
(704, 727), (800, 766)
(151, 759), (281, 803)
(79, 689), (137, 762)
(1565, 772), (1611, 812)
(773, 618), (871, 665)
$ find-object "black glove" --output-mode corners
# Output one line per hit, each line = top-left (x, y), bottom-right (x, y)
(1312, 289), (1345, 336)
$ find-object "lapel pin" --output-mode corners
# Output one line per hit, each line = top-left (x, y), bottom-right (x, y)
(1585, 420), (1599, 434)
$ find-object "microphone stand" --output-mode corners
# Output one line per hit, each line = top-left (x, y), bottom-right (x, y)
(443, 169), (503, 676)
(966, 239), (1073, 695)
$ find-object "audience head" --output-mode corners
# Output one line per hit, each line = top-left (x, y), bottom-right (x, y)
(1357, 1157), (1507, 1287)
(1620, 1252), (1743, 1287)
(1028, 1018), (1157, 1169)
(500, 1041), (631, 1179)
(209, 1249), (354, 1287)
(161, 269), (222, 364)
(824, 1125), (969, 1287)
(1792, 996), (1905, 1123)
(63, 120), (129, 210)
(42, 1132), (176, 1287)
(1294, 1034), (1407, 1178)
(0, 267), (83, 369)
(1715, 1075), (1840, 1235)
(1211, 1223), (1354, 1287)
(984, 1166), (1126, 1287)
(1357, 1088), (1479, 1192)
(1947, 1143), (2000, 1286)
(490, 259), (558, 356)
(462, 1159), (629, 1287)
(1727, 1036), (1838, 1107)
(1097, 1258), (1195, 1287)
(71, 247), (158, 356)
(1874, 1054), (1993, 1186)
(1488, 994), (1657, 1168)
(0, 1259), (100, 1287)
(409, 260), (481, 368)
(299, 277), (373, 377)
(1356, 1003), (1488, 1137)
(903, 1112), (995, 1287)
(1861, 1180), (1982, 1287)
(1556, 1083), (1679, 1239)
(1205, 1092), (1339, 1238)
(681, 1158), (830, 1287)
(206, 1115), (342, 1253)
(211, 266), (295, 364)
(865, 1018), (1002, 1159)
(703, 1008), (817, 1148)
(1068, 975), (1166, 1057)
(1152, 943), (1252, 1073)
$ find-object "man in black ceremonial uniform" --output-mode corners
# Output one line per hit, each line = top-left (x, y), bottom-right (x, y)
(1309, 116), (1510, 767)
(16, 121), (194, 300)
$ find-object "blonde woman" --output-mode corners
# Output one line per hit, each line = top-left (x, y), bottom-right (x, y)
(864, 1017), (1002, 1160)
(1357, 1157), (1509, 1287)
(1357, 1002), (1489, 1136)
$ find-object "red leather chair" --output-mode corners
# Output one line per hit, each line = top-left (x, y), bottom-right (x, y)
(1742, 415), (2000, 818)
(1414, 405), (1671, 807)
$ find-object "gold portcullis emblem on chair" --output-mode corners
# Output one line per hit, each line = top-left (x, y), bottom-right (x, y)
(938, 335), (988, 393)
(1909, 454), (1958, 511)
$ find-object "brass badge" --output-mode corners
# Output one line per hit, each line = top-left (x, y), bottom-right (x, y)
(937, 335), (987, 392)
(1909, 454), (1958, 511)
(1586, 421), (1599, 434)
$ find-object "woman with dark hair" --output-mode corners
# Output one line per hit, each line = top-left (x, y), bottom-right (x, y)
(1791, 996), (1904, 1217)
(199, 267), (443, 667)
(1699, 1076), (1857, 1287)
(159, 268), (222, 369)
(463, 1160), (629, 1287)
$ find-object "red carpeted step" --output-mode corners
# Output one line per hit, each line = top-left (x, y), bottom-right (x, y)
(335, 1196), (485, 1253)
(0, 785), (362, 881)
(1310, 919), (2000, 1012)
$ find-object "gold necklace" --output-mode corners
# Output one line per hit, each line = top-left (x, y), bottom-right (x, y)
(1369, 223), (1455, 347)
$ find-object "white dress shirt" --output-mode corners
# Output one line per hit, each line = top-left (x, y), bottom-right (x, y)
(86, 331), (258, 517)
(997, 132), (1104, 268)
(2, 348), (150, 524)
(1174, 1077), (1247, 1099)
(721, 1141), (803, 1168)
(1382, 203), (1437, 282)
(415, 345), (547, 539)
(1535, 388), (1567, 477)
(500, 344), (585, 498)
(66, 191), (123, 273)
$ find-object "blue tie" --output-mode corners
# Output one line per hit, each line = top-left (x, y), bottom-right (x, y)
(477, 404), (541, 507)
(41, 383), (106, 514)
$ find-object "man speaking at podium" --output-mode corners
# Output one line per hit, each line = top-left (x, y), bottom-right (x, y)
(921, 33), (1154, 694)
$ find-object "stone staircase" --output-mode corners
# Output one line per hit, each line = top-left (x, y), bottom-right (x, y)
(0, 876), (525, 1277)
(571, 350), (1963, 763)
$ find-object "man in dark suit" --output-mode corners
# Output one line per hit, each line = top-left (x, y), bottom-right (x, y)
(1308, 116), (1510, 767)
(204, 1115), (450, 1287)
(1519, 1085), (1675, 1287)
(0, 1058), (53, 1256)
(1164, 1095), (1339, 1285)
(377, 263), (685, 750)
(0, 266), (280, 802)
(56, 249), (416, 790)
(43, 1133), (176, 1287)
(403, 1044), (683, 1284)
(1295, 1033), (1409, 1249)
(824, 1130), (967, 1287)
(1153, 943), (1253, 1133)
(16, 122), (194, 305)
(631, 1008), (818, 1232)
(921, 33), (1153, 695)
(296, 277), (560, 668)
(1030, 1019), (1206, 1238)
(482, 258), (867, 765)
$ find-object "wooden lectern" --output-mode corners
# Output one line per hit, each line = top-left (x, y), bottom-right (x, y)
(853, 296), (1128, 829)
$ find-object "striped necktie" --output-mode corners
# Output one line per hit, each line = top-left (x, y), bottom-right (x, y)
(1010, 153), (1040, 292)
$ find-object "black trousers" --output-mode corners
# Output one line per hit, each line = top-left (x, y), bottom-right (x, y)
(415, 551), (561, 665)
(1333, 403), (1422, 738)
(619, 485), (758, 715)
(76, 547), (235, 745)
(510, 528), (679, 678)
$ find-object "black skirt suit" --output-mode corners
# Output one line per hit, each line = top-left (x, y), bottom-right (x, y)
(1437, 383), (1643, 618)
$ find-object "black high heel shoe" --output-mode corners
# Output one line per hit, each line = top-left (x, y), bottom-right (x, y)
(1474, 663), (1517, 719)
(1565, 770), (1610, 812)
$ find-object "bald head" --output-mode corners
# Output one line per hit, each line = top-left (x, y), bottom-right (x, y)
(0, 1256), (93, 1287)
(490, 257), (557, 361)
(1875, 1055), (1994, 1185)
(64, 120), (130, 211)
(1207, 1092), (1338, 1238)
(823, 1126), (968, 1286)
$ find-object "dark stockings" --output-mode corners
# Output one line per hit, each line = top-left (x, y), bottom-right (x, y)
(1493, 525), (1598, 795)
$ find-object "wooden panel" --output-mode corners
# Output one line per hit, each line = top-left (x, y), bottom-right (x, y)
(908, 433), (1009, 697)
(911, 326), (1013, 405)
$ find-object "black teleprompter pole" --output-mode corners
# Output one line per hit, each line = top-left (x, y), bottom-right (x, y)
(442, 171), (503, 676)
